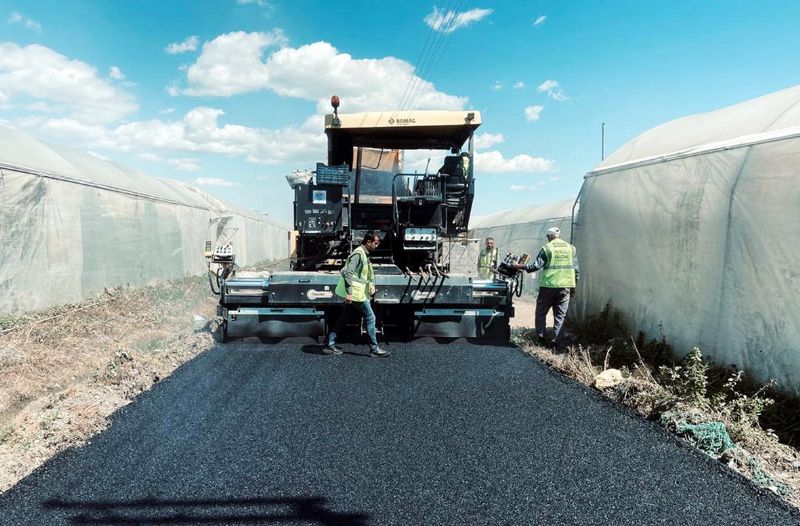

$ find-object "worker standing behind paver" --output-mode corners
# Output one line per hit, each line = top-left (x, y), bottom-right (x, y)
(477, 237), (498, 279)
(513, 227), (579, 347)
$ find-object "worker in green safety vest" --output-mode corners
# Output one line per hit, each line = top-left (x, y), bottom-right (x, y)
(477, 237), (498, 279)
(512, 226), (579, 348)
(325, 231), (390, 357)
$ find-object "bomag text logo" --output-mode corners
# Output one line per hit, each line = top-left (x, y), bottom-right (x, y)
(388, 117), (415, 125)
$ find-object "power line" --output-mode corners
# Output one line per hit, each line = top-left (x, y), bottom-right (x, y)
(396, 7), (442, 112)
(399, 0), (459, 112)
(408, 1), (462, 110)
(406, 0), (462, 111)
(405, 0), (457, 110)
(397, 2), (451, 112)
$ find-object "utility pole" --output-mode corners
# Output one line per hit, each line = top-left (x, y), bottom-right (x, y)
(601, 122), (606, 160)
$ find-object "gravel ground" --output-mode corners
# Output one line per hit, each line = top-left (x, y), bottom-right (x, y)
(1, 339), (797, 525)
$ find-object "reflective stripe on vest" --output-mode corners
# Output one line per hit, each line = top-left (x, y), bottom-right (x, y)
(335, 245), (374, 301)
(539, 239), (576, 288)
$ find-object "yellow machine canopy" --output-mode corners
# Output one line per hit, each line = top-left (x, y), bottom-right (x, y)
(325, 110), (481, 166)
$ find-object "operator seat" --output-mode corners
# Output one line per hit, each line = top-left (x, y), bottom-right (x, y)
(439, 153), (470, 207)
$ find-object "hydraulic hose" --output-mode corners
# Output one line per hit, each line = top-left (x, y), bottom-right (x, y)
(208, 268), (221, 295)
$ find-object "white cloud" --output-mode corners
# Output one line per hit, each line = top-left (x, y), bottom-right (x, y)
(23, 101), (51, 112)
(474, 132), (504, 149)
(4, 36), (474, 174)
(0, 43), (138, 124)
(524, 105), (544, 121)
(166, 35), (199, 54)
(367, 143), (553, 176)
(236, 0), (276, 15)
(509, 184), (537, 192)
(401, 149), (445, 173)
(538, 80), (558, 92)
(109, 66), (125, 80)
(513, 81), (524, 89)
(168, 157), (202, 171)
(18, 116), (110, 144)
(424, 7), (493, 33)
(8, 11), (42, 33)
(537, 79), (569, 102)
(16, 101), (331, 172)
(117, 107), (327, 164)
(182, 30), (287, 96)
(181, 34), (466, 112)
(137, 152), (159, 162)
(534, 15), (547, 27)
(192, 177), (240, 187)
(490, 81), (504, 91)
(476, 151), (554, 173)
(13, 102), (327, 171)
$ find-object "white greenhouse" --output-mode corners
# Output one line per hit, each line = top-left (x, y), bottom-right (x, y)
(470, 199), (574, 295)
(572, 85), (800, 393)
(0, 126), (289, 314)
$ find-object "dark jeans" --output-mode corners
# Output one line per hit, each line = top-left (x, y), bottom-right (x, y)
(327, 300), (378, 350)
(535, 287), (571, 343)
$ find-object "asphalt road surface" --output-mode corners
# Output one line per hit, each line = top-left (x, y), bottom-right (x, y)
(1, 340), (798, 525)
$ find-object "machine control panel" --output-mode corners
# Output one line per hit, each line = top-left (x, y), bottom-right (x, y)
(213, 243), (234, 261)
(496, 252), (529, 277)
(302, 208), (340, 231)
(295, 183), (346, 235)
(404, 227), (438, 242)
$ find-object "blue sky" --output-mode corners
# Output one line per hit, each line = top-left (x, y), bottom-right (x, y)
(1, 0), (799, 224)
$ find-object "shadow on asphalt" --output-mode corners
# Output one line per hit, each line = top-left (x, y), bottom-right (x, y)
(211, 322), (514, 350)
(42, 496), (369, 525)
(301, 343), (328, 356)
(300, 344), (377, 358)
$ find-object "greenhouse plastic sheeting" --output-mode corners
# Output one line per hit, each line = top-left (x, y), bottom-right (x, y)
(0, 125), (289, 314)
(573, 85), (800, 394)
(469, 199), (574, 295)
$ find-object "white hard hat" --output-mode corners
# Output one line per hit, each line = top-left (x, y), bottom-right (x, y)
(546, 227), (560, 236)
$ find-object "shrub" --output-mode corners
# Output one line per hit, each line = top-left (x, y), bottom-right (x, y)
(658, 347), (709, 406)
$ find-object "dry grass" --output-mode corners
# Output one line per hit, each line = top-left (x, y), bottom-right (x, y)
(0, 277), (217, 492)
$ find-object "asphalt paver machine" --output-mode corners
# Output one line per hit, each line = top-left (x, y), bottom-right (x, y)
(212, 98), (516, 342)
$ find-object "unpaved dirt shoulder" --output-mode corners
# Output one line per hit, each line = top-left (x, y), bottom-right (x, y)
(0, 277), (218, 493)
(511, 304), (800, 511)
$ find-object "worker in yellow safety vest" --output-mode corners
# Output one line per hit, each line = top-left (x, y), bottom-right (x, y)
(325, 231), (390, 357)
(512, 226), (579, 348)
(477, 237), (498, 279)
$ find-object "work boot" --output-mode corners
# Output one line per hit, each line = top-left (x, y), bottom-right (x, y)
(323, 345), (343, 355)
(369, 347), (391, 358)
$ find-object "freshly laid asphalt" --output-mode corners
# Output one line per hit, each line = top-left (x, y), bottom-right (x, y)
(1, 340), (798, 525)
